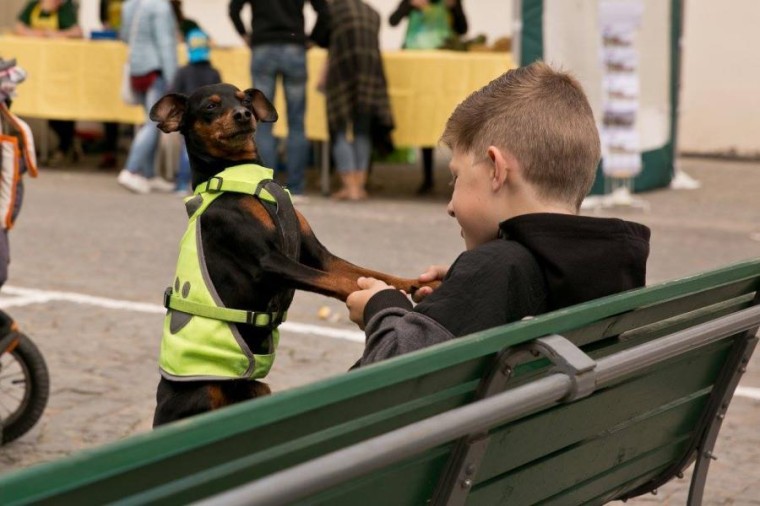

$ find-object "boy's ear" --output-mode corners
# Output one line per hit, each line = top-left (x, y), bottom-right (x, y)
(150, 93), (188, 133)
(487, 146), (511, 191)
(244, 88), (278, 123)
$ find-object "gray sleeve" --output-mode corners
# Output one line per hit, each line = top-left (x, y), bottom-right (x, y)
(355, 307), (457, 367)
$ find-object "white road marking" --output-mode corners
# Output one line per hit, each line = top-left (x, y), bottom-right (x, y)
(735, 386), (760, 401)
(1, 285), (365, 343)
(3, 287), (760, 394)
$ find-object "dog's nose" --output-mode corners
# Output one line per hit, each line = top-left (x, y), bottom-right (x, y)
(233, 106), (252, 123)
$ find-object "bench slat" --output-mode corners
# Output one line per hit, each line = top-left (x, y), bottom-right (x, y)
(476, 341), (730, 482)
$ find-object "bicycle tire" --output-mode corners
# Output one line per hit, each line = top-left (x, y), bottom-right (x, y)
(1, 333), (50, 444)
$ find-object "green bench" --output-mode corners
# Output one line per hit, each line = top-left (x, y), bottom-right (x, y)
(1, 259), (759, 505)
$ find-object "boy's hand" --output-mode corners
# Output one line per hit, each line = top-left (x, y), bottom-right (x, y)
(346, 277), (394, 330)
(412, 264), (449, 302)
(411, 0), (430, 9)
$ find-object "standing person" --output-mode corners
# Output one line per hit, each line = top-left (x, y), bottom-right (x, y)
(99, 0), (124, 170)
(117, 0), (178, 194)
(344, 62), (651, 366)
(170, 28), (222, 194)
(228, 0), (330, 203)
(14, 0), (83, 167)
(389, 0), (468, 195)
(324, 0), (393, 201)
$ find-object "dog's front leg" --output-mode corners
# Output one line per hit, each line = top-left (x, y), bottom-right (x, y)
(260, 251), (366, 302)
(294, 211), (437, 296)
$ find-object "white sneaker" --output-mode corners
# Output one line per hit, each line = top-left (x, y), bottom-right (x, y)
(117, 169), (150, 194)
(148, 177), (176, 193)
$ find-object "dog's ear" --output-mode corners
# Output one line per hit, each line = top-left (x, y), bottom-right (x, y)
(244, 88), (278, 123)
(150, 94), (188, 133)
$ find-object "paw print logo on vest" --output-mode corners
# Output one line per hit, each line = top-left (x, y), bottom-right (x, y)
(169, 277), (193, 334)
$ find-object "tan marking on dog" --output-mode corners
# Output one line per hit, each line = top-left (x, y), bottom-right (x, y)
(235, 90), (245, 100)
(295, 210), (315, 236)
(193, 117), (257, 160)
(241, 199), (276, 230)
(209, 94), (221, 104)
(207, 384), (227, 409)
(250, 381), (271, 398)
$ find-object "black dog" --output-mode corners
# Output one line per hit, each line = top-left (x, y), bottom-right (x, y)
(149, 84), (435, 425)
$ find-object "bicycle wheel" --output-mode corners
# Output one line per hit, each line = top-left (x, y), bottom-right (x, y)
(0, 333), (50, 444)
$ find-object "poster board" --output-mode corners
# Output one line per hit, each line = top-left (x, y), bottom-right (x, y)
(517, 0), (682, 193)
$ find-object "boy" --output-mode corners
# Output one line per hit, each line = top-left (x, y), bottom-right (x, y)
(170, 28), (221, 193)
(346, 61), (651, 365)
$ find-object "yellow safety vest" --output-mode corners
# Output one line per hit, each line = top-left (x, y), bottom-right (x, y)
(159, 164), (290, 381)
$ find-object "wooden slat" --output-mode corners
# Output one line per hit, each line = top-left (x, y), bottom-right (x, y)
(469, 401), (703, 504)
(564, 277), (759, 347)
(475, 341), (730, 482)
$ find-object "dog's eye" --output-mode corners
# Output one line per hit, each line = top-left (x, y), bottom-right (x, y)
(206, 103), (217, 111)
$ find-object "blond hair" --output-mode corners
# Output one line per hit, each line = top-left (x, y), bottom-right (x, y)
(441, 61), (601, 209)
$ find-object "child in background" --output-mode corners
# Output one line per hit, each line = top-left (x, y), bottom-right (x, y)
(170, 28), (222, 194)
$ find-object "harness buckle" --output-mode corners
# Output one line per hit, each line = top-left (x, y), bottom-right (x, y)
(163, 287), (173, 309)
(246, 310), (286, 330)
(207, 176), (224, 192)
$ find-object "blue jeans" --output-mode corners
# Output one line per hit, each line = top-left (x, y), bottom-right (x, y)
(333, 114), (372, 173)
(124, 76), (167, 179)
(251, 44), (308, 194)
(176, 137), (191, 192)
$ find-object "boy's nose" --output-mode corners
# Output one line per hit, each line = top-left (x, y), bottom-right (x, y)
(447, 201), (455, 217)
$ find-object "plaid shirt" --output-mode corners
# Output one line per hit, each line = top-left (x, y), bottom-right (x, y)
(326, 0), (393, 138)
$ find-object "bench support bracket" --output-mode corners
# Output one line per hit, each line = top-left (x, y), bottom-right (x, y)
(431, 334), (597, 506)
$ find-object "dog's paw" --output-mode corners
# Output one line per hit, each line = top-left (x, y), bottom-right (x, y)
(168, 276), (193, 334)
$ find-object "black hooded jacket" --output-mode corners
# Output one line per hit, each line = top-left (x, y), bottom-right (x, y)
(354, 213), (650, 366)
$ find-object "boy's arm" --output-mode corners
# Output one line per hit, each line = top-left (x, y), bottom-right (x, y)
(355, 306), (457, 367)
(351, 241), (547, 367)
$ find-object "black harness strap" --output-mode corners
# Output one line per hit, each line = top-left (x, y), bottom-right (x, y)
(254, 179), (301, 323)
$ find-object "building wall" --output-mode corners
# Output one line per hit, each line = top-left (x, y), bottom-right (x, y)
(677, 0), (760, 157)
(1, 0), (758, 156)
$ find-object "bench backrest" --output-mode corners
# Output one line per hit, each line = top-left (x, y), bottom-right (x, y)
(1, 259), (759, 506)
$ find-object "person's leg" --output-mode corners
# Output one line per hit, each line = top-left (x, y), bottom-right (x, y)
(119, 76), (169, 193)
(351, 114), (372, 200)
(281, 44), (309, 195)
(0, 229), (9, 289)
(99, 122), (119, 169)
(418, 147), (435, 194)
(331, 126), (357, 200)
(251, 45), (278, 171)
(48, 120), (77, 166)
(175, 137), (191, 193)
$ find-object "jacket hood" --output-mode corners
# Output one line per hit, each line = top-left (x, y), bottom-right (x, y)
(499, 213), (651, 310)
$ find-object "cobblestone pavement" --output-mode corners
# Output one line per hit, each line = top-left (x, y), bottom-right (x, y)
(1, 157), (759, 503)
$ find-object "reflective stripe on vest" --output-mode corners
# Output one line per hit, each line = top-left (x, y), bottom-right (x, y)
(159, 164), (288, 381)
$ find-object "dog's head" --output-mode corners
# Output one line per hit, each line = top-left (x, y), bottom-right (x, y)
(150, 83), (277, 169)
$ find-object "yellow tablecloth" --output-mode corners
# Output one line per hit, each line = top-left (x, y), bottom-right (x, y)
(1, 35), (514, 147)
